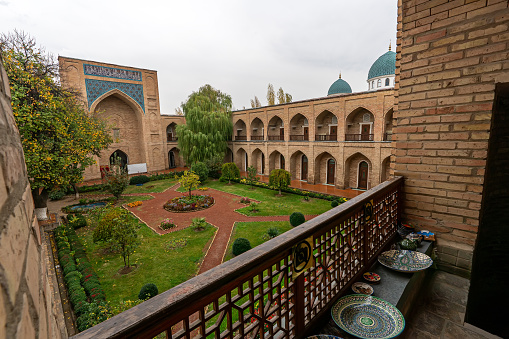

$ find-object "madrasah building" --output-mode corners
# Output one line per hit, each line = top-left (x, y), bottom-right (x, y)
(59, 47), (397, 190)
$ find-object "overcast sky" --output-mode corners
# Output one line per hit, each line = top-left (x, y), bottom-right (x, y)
(1, 0), (397, 114)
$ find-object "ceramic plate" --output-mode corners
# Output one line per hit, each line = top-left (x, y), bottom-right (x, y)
(306, 336), (343, 339)
(363, 272), (381, 284)
(331, 295), (405, 339)
(352, 282), (374, 295)
(378, 250), (433, 273)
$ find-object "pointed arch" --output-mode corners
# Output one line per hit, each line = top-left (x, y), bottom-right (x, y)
(90, 88), (144, 118)
(315, 110), (338, 141)
(383, 108), (394, 141)
(268, 116), (284, 141)
(235, 148), (247, 171)
(345, 107), (375, 141)
(252, 148), (266, 174)
(250, 117), (265, 141)
(344, 152), (372, 189)
(290, 113), (310, 141)
(110, 149), (128, 168)
(234, 119), (247, 141)
(290, 150), (309, 180)
(381, 156), (391, 182)
(314, 152), (336, 185)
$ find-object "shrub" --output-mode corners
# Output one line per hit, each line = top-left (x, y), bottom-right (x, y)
(250, 202), (259, 212)
(266, 227), (281, 239)
(290, 212), (305, 227)
(129, 175), (150, 185)
(49, 189), (66, 201)
(232, 238), (252, 256)
(103, 155), (129, 199)
(191, 217), (207, 231)
(159, 218), (176, 230)
(331, 200), (339, 208)
(220, 162), (240, 184)
(138, 283), (159, 300)
(191, 162), (209, 183)
(205, 155), (223, 179)
(269, 169), (291, 195)
(68, 213), (87, 229)
(240, 197), (250, 204)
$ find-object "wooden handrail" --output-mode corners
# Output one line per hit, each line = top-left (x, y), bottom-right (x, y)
(72, 177), (403, 339)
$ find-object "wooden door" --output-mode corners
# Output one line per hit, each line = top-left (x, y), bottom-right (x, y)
(169, 151), (175, 168)
(361, 124), (370, 141)
(280, 128), (284, 140)
(303, 127), (309, 140)
(261, 154), (265, 174)
(280, 154), (285, 169)
(167, 132), (173, 142)
(301, 155), (308, 180)
(327, 159), (335, 184)
(359, 162), (368, 189)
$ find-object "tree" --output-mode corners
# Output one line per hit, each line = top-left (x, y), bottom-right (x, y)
(190, 161), (209, 183)
(176, 84), (233, 164)
(267, 83), (275, 106)
(221, 162), (240, 184)
(246, 165), (258, 189)
(179, 170), (200, 196)
(103, 154), (129, 200)
(92, 207), (140, 268)
(285, 93), (293, 103)
(278, 87), (293, 104)
(0, 31), (111, 214)
(250, 96), (261, 108)
(269, 169), (291, 195)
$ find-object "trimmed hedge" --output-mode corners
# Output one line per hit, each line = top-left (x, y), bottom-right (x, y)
(129, 175), (150, 185)
(191, 162), (209, 183)
(68, 213), (87, 229)
(138, 283), (159, 300)
(232, 238), (252, 256)
(54, 222), (107, 332)
(290, 212), (305, 227)
(231, 177), (348, 203)
(331, 200), (339, 208)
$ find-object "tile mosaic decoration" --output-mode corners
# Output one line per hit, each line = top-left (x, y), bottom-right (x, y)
(85, 79), (145, 113)
(83, 64), (142, 81)
(378, 250), (433, 273)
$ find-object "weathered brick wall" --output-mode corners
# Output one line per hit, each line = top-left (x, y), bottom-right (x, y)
(0, 58), (67, 338)
(395, 0), (509, 275)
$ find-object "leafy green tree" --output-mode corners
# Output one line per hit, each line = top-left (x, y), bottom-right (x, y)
(250, 96), (261, 108)
(269, 169), (291, 195)
(205, 154), (224, 179)
(221, 162), (240, 184)
(176, 84), (232, 164)
(267, 83), (275, 105)
(246, 165), (258, 188)
(278, 87), (292, 104)
(0, 31), (111, 211)
(285, 93), (293, 103)
(103, 154), (129, 200)
(92, 207), (140, 268)
(190, 161), (209, 183)
(179, 170), (200, 196)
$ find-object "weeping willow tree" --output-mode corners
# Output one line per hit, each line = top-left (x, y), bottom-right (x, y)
(176, 84), (233, 164)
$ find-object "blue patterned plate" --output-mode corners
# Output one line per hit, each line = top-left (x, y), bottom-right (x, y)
(331, 295), (404, 339)
(378, 250), (433, 273)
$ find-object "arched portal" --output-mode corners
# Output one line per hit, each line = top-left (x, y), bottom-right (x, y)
(234, 119), (247, 140)
(290, 113), (309, 141)
(252, 148), (265, 174)
(224, 147), (234, 163)
(314, 152), (336, 185)
(168, 147), (180, 169)
(383, 108), (394, 141)
(268, 116), (284, 141)
(236, 148), (247, 171)
(327, 159), (336, 185)
(110, 150), (128, 168)
(269, 150), (284, 173)
(250, 117), (265, 141)
(166, 122), (178, 142)
(315, 110), (337, 141)
(346, 107), (375, 141)
(302, 155), (308, 180)
(344, 152), (372, 189)
(381, 156), (391, 182)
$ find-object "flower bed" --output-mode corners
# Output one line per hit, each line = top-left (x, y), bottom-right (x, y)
(163, 195), (214, 213)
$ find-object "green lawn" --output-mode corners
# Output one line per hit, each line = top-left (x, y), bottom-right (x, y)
(76, 221), (216, 304)
(206, 180), (332, 216)
(123, 178), (178, 194)
(223, 221), (293, 261)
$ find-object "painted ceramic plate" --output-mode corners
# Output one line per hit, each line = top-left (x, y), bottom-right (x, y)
(363, 272), (381, 284)
(352, 282), (374, 295)
(378, 250), (433, 273)
(306, 336), (343, 339)
(331, 295), (405, 339)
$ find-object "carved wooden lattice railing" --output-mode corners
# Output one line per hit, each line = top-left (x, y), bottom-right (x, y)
(72, 177), (403, 339)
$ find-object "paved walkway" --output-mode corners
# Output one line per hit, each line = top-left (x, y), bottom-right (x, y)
(124, 185), (317, 274)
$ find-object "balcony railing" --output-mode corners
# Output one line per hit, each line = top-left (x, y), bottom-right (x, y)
(345, 134), (374, 141)
(167, 137), (178, 142)
(251, 136), (264, 141)
(290, 135), (309, 141)
(72, 177), (402, 339)
(315, 134), (337, 141)
(384, 133), (392, 141)
(235, 135), (247, 141)
(268, 135), (284, 141)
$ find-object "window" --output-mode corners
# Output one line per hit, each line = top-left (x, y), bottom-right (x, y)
(113, 128), (120, 142)
(303, 118), (308, 126)
(371, 81), (375, 89)
(363, 113), (371, 122)
(331, 115), (338, 124)
(385, 78), (390, 86)
(377, 79), (382, 87)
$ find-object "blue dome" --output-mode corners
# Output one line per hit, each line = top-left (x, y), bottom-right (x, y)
(367, 51), (396, 80)
(327, 77), (352, 95)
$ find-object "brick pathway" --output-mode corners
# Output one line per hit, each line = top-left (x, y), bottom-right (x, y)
(124, 185), (318, 274)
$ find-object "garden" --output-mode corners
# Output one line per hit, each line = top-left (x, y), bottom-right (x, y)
(52, 162), (347, 332)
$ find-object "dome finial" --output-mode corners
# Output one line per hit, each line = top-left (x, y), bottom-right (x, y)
(389, 40), (392, 51)
(339, 71), (342, 79)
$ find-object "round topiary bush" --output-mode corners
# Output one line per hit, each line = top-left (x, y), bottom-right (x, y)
(130, 175), (150, 185)
(232, 238), (252, 256)
(331, 200), (339, 208)
(290, 212), (305, 227)
(138, 283), (159, 300)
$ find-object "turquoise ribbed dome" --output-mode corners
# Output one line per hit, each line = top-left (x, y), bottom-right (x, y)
(327, 77), (352, 96)
(367, 51), (396, 80)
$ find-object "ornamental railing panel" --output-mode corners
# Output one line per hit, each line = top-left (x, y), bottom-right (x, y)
(345, 134), (374, 141)
(72, 177), (403, 339)
(315, 134), (337, 141)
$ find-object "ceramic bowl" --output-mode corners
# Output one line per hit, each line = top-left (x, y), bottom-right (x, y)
(352, 282), (374, 295)
(362, 272), (381, 284)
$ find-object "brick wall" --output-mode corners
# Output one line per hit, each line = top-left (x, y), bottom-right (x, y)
(0, 57), (67, 338)
(395, 0), (509, 275)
